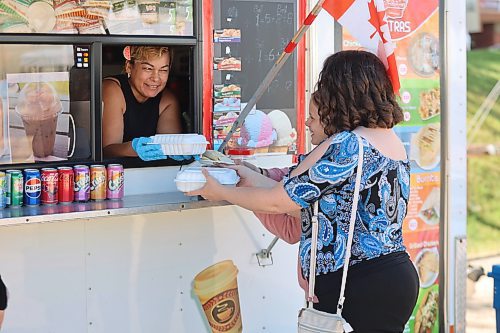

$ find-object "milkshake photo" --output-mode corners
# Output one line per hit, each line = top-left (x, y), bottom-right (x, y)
(6, 72), (71, 163)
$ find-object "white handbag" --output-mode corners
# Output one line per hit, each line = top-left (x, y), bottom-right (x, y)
(298, 134), (363, 333)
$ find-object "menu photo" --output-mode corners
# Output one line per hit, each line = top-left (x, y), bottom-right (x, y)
(5, 72), (72, 164)
(404, 172), (441, 233)
(213, 28), (241, 43)
(213, 57), (242, 71)
(214, 84), (241, 99)
(399, 79), (440, 126)
(403, 229), (440, 333)
(394, 125), (440, 172)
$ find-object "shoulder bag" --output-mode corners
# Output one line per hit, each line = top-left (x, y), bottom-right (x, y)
(297, 134), (363, 333)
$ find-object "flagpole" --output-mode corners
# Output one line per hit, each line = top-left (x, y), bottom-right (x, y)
(217, 0), (327, 152)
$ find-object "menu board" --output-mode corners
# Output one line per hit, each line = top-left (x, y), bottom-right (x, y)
(343, 1), (440, 332)
(0, 0), (193, 35)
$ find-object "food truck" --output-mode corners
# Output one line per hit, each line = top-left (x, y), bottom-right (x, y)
(0, 0), (467, 332)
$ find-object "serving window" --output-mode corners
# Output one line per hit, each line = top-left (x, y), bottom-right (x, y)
(101, 43), (196, 167)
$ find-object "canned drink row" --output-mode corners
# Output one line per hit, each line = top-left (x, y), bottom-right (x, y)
(0, 164), (124, 209)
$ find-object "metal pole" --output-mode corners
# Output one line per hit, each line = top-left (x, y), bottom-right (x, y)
(217, 0), (327, 152)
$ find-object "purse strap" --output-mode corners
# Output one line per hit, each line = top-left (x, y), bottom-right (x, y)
(307, 134), (364, 317)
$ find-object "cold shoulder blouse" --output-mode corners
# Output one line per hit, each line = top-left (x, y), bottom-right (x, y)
(283, 131), (411, 278)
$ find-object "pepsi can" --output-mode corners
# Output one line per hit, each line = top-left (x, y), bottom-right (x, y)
(24, 169), (42, 206)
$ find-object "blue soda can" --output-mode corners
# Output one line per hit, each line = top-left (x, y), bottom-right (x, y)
(23, 169), (42, 206)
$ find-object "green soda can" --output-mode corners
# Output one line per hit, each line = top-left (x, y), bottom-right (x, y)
(0, 171), (6, 208)
(7, 170), (23, 207)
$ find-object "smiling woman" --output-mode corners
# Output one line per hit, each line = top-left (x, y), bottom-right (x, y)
(102, 45), (183, 160)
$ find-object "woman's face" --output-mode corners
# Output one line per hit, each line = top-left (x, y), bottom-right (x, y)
(306, 100), (327, 145)
(127, 52), (170, 102)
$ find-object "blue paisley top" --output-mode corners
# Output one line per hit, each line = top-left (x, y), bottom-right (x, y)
(283, 131), (410, 278)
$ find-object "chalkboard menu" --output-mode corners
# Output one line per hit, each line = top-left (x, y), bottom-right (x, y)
(215, 0), (296, 111)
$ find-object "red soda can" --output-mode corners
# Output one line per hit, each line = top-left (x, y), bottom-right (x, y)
(74, 165), (90, 202)
(58, 167), (74, 204)
(90, 165), (107, 201)
(106, 164), (124, 200)
(41, 168), (59, 205)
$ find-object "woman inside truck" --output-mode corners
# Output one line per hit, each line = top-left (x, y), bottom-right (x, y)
(102, 45), (188, 161)
(187, 50), (419, 333)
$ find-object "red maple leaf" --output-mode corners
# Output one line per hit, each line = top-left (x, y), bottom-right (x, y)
(368, 0), (387, 44)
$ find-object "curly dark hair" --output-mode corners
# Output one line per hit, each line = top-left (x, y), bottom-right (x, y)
(312, 50), (403, 136)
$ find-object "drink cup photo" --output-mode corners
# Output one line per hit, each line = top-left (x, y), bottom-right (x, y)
(193, 260), (243, 333)
(15, 82), (62, 158)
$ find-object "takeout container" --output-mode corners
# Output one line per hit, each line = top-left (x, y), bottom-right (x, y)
(174, 167), (239, 192)
(150, 134), (208, 155)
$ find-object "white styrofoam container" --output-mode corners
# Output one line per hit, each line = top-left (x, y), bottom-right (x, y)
(150, 134), (208, 155)
(174, 167), (239, 192)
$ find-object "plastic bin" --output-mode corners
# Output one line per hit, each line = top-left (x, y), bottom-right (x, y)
(487, 264), (500, 333)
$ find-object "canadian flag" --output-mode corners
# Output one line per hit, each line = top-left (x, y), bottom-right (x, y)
(322, 0), (400, 94)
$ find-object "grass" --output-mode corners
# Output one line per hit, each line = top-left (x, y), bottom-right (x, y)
(466, 49), (500, 258)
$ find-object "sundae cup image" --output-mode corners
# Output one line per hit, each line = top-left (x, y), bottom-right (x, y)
(214, 112), (239, 127)
(193, 260), (243, 333)
(15, 82), (62, 158)
(214, 98), (241, 113)
(267, 109), (296, 153)
(237, 109), (276, 153)
(383, 0), (408, 19)
(137, 0), (160, 24)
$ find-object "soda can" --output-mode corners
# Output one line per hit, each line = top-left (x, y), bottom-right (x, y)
(23, 169), (42, 206)
(74, 165), (90, 202)
(90, 165), (107, 201)
(106, 164), (124, 200)
(0, 172), (7, 209)
(58, 167), (74, 204)
(41, 168), (59, 205)
(8, 170), (23, 207)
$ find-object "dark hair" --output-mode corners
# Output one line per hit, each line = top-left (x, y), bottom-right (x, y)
(312, 50), (403, 136)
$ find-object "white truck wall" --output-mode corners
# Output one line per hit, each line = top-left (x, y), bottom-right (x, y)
(442, 0), (468, 331)
(0, 206), (302, 332)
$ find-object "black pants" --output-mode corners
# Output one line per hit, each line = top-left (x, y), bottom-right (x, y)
(0, 275), (7, 310)
(313, 253), (419, 333)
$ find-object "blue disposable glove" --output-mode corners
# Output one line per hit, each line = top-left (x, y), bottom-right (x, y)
(131, 137), (166, 161)
(170, 155), (194, 161)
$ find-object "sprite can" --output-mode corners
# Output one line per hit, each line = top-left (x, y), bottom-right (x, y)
(7, 170), (23, 207)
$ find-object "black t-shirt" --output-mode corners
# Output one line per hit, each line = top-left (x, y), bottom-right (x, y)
(0, 275), (7, 310)
(111, 74), (161, 143)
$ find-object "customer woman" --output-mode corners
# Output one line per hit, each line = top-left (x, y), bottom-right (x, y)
(0, 274), (7, 329)
(188, 50), (419, 332)
(102, 45), (183, 160)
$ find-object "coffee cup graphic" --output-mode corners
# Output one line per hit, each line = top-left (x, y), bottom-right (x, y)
(15, 82), (62, 158)
(193, 260), (242, 333)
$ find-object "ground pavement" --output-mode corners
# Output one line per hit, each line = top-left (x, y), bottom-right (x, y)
(466, 255), (499, 332)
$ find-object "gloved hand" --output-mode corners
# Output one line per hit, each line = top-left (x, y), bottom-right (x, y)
(131, 137), (166, 161)
(170, 155), (194, 161)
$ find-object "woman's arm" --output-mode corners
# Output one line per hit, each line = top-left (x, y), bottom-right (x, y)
(188, 169), (302, 214)
(157, 89), (182, 134)
(102, 79), (138, 158)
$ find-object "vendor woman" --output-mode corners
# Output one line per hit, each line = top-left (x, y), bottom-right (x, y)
(102, 45), (184, 161)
